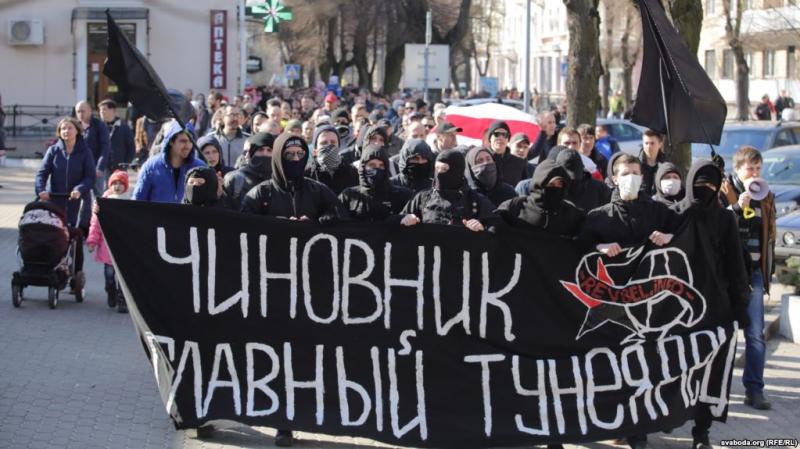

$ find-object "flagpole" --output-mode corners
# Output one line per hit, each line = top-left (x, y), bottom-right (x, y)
(239, 0), (247, 94)
(523, 0), (531, 114)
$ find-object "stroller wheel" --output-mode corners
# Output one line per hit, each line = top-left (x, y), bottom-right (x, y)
(48, 287), (58, 309)
(12, 283), (22, 308)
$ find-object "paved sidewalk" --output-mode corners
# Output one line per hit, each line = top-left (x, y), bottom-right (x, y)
(0, 166), (797, 449)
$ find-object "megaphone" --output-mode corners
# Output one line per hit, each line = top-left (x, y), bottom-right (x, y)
(743, 177), (769, 219)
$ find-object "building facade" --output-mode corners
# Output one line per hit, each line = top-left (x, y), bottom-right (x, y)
(1, 0), (242, 108)
(698, 0), (799, 108)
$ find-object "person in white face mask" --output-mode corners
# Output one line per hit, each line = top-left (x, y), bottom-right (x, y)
(577, 154), (680, 257)
(652, 162), (685, 208)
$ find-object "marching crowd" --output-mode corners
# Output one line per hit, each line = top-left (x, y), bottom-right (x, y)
(33, 87), (775, 449)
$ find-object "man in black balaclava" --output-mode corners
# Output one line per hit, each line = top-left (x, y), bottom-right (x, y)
(391, 138), (434, 192)
(241, 133), (345, 224)
(677, 160), (750, 449)
(497, 159), (584, 236)
(183, 166), (221, 207)
(223, 132), (274, 211)
(464, 147), (517, 207)
(339, 144), (413, 222)
(554, 148), (611, 212)
(652, 162), (684, 209)
(400, 149), (499, 231)
(306, 124), (358, 194)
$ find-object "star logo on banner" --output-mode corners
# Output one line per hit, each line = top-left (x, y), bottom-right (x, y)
(560, 247), (707, 344)
(246, 0), (294, 33)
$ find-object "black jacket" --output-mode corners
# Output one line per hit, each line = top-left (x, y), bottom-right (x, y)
(402, 188), (500, 228)
(223, 157), (272, 211)
(492, 150), (529, 186)
(497, 160), (584, 236)
(578, 189), (681, 250)
(676, 160), (751, 326)
(553, 148), (612, 212)
(241, 133), (345, 221)
(639, 149), (667, 196)
(305, 161), (359, 195)
(339, 145), (413, 222)
(531, 131), (558, 163)
(104, 118), (135, 171)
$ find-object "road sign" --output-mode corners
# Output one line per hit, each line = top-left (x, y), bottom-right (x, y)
(403, 44), (450, 90)
(284, 64), (300, 81)
(479, 77), (499, 97)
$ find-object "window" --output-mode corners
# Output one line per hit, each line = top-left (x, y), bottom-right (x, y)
(764, 50), (775, 77)
(789, 46), (796, 79)
(774, 130), (796, 148)
(723, 50), (734, 79)
(706, 0), (715, 15)
(705, 50), (717, 79)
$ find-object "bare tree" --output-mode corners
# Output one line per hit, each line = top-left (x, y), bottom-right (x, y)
(564, 0), (602, 127)
(722, 0), (750, 121)
(468, 0), (504, 78)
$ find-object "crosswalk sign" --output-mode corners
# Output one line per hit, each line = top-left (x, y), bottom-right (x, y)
(284, 64), (300, 81)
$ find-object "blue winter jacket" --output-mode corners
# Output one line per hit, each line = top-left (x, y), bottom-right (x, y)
(35, 137), (96, 227)
(132, 122), (206, 203)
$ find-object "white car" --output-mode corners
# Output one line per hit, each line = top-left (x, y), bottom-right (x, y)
(595, 118), (647, 155)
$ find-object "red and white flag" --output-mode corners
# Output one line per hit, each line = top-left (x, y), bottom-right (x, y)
(444, 103), (541, 147)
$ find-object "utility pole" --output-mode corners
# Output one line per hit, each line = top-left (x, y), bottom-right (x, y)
(523, 0), (531, 113)
(239, 0), (247, 94)
(424, 10), (432, 104)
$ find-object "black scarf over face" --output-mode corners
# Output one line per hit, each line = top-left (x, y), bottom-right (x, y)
(183, 166), (218, 207)
(677, 159), (723, 217)
(517, 160), (570, 227)
(399, 138), (434, 186)
(358, 144), (391, 197)
(464, 147), (498, 192)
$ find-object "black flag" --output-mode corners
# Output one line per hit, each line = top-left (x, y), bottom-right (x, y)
(103, 10), (189, 124)
(631, 0), (727, 145)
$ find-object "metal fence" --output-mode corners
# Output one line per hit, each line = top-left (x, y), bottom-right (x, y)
(2, 105), (74, 138)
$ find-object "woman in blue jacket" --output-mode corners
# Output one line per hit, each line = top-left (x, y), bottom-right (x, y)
(35, 117), (97, 274)
(132, 121), (205, 203)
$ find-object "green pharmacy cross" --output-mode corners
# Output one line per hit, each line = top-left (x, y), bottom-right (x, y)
(246, 0), (293, 33)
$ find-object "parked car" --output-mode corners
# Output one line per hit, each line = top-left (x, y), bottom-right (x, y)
(595, 118), (647, 154)
(691, 121), (800, 171)
(776, 209), (800, 277)
(758, 146), (800, 218)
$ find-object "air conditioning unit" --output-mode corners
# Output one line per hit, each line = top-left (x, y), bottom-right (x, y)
(8, 19), (44, 46)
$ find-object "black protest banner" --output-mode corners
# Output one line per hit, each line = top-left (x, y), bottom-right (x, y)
(99, 199), (739, 448)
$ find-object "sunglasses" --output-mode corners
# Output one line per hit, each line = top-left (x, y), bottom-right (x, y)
(282, 150), (306, 161)
(492, 131), (509, 139)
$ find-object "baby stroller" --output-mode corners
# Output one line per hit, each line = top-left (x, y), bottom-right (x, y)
(11, 199), (85, 309)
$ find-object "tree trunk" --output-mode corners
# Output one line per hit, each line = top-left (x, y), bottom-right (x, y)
(666, 0), (704, 174)
(733, 47), (749, 121)
(564, 0), (602, 127)
(384, 45), (405, 94)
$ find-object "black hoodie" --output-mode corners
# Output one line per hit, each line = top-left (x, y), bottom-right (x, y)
(676, 159), (750, 326)
(578, 167), (681, 250)
(464, 147), (517, 207)
(241, 133), (345, 221)
(496, 160), (584, 236)
(390, 138), (434, 192)
(340, 124), (388, 167)
(402, 150), (500, 228)
(338, 144), (413, 222)
(554, 148), (611, 212)
(604, 151), (627, 190)
(651, 162), (685, 209)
